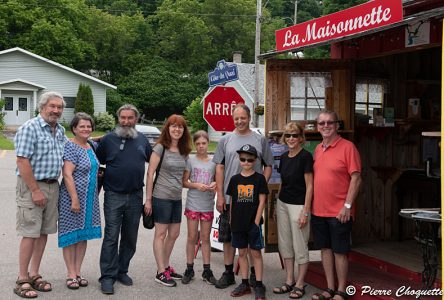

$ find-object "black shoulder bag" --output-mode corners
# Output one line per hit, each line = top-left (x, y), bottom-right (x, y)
(87, 140), (106, 193)
(143, 146), (165, 229)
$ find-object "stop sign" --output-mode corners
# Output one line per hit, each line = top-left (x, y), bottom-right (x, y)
(203, 86), (245, 132)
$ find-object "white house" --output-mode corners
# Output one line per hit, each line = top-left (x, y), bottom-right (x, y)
(0, 47), (116, 126)
(205, 52), (265, 141)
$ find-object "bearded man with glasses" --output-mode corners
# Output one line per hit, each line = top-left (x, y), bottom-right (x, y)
(311, 110), (362, 300)
(95, 104), (152, 294)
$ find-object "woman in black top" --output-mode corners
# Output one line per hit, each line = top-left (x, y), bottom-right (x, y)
(272, 122), (313, 299)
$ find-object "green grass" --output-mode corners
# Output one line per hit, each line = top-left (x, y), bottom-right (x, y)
(0, 134), (14, 150)
(65, 131), (107, 139)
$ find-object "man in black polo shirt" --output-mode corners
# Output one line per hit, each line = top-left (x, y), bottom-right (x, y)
(96, 104), (152, 294)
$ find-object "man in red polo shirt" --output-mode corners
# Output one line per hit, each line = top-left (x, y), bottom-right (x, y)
(311, 110), (362, 300)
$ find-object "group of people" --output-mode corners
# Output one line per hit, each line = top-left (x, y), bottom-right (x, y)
(12, 91), (361, 300)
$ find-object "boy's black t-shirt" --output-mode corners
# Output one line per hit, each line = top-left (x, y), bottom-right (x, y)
(226, 172), (269, 232)
(278, 149), (313, 205)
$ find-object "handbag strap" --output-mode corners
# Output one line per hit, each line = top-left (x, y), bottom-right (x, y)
(87, 139), (97, 152)
(153, 145), (165, 188)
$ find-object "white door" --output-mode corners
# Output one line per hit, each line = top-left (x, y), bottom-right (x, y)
(3, 95), (30, 125)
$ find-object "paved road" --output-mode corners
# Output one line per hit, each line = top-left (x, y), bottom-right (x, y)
(0, 150), (318, 299)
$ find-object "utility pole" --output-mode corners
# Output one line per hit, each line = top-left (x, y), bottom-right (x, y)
(294, 0), (298, 25)
(254, 0), (262, 127)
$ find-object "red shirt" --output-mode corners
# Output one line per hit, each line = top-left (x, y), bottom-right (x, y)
(313, 136), (361, 217)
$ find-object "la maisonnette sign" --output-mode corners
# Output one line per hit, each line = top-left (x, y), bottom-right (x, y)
(275, 0), (403, 52)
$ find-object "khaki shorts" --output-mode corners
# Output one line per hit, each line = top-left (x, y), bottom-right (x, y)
(16, 176), (59, 238)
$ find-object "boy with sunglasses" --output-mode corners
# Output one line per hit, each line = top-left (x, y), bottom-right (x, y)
(225, 144), (269, 300)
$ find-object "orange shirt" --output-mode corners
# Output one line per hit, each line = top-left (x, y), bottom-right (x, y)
(313, 136), (361, 217)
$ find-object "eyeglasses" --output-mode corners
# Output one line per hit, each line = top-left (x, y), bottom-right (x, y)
(171, 124), (184, 130)
(284, 133), (300, 139)
(239, 157), (255, 163)
(317, 121), (337, 126)
(120, 139), (126, 151)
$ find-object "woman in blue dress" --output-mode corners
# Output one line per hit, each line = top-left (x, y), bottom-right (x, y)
(58, 112), (101, 290)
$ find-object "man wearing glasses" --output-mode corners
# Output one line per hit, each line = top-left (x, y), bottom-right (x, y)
(95, 104), (152, 294)
(212, 104), (273, 295)
(311, 110), (361, 300)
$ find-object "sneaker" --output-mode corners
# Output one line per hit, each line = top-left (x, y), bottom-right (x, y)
(202, 269), (217, 285)
(215, 271), (236, 289)
(117, 273), (133, 286)
(181, 268), (195, 284)
(230, 283), (252, 297)
(100, 279), (114, 294)
(255, 284), (266, 300)
(155, 271), (176, 287)
(249, 272), (257, 288)
(167, 266), (183, 280)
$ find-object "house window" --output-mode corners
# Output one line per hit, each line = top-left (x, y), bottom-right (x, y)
(64, 97), (76, 109)
(4, 97), (13, 111)
(290, 73), (329, 120)
(355, 79), (387, 122)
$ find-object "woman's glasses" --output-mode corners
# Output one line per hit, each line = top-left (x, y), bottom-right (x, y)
(120, 139), (126, 151)
(317, 121), (337, 126)
(284, 133), (300, 139)
(239, 157), (255, 163)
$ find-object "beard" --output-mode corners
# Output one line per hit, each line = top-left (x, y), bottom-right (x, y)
(115, 125), (138, 139)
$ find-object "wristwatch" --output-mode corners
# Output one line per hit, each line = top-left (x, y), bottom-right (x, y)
(344, 203), (352, 209)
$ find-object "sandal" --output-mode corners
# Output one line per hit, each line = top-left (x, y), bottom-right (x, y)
(333, 290), (348, 300)
(29, 274), (52, 292)
(76, 276), (88, 287)
(273, 282), (295, 294)
(289, 285), (307, 299)
(13, 278), (37, 299)
(312, 288), (335, 300)
(66, 278), (79, 290)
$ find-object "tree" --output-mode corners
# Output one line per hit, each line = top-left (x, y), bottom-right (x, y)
(117, 59), (206, 120)
(184, 97), (206, 132)
(75, 83), (94, 116)
(322, 0), (367, 15)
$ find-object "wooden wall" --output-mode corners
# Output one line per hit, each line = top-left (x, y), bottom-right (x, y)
(264, 59), (354, 132)
(353, 47), (441, 242)
(264, 46), (441, 243)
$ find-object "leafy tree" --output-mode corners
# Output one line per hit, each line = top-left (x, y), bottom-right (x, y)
(117, 59), (206, 120)
(106, 89), (124, 117)
(95, 111), (115, 131)
(322, 0), (367, 15)
(184, 97), (206, 132)
(0, 0), (96, 70)
(75, 83), (94, 116)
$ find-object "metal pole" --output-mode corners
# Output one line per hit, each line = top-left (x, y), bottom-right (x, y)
(254, 0), (262, 127)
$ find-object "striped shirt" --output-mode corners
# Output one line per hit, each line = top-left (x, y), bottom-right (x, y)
(15, 115), (67, 180)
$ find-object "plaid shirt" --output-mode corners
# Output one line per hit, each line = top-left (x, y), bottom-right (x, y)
(15, 115), (67, 180)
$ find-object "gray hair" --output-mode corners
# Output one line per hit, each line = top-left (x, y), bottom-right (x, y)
(38, 91), (66, 112)
(70, 112), (95, 135)
(316, 109), (339, 122)
(117, 104), (140, 120)
(232, 103), (251, 119)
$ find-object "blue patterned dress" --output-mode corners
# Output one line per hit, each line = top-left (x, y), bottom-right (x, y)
(58, 141), (102, 248)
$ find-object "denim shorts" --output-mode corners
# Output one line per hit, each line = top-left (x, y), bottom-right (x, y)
(152, 197), (182, 224)
(231, 223), (264, 250)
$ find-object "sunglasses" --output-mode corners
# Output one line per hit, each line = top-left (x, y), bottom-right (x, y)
(284, 133), (300, 139)
(120, 139), (126, 151)
(317, 121), (337, 126)
(239, 157), (255, 163)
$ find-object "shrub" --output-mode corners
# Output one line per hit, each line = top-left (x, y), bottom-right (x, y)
(0, 98), (5, 130)
(95, 112), (115, 131)
(184, 97), (207, 132)
(75, 83), (94, 116)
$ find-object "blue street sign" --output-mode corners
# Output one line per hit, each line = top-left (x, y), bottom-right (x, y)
(208, 60), (239, 87)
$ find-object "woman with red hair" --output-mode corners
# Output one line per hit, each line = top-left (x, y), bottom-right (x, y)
(145, 115), (191, 287)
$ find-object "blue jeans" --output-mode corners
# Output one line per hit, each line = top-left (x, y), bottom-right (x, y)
(99, 190), (143, 282)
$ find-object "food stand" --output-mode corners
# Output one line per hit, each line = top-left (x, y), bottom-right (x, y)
(259, 0), (443, 290)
